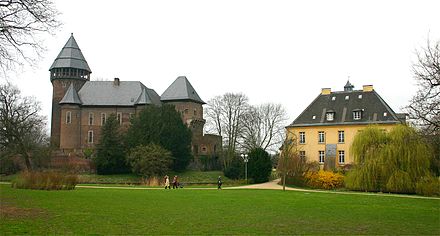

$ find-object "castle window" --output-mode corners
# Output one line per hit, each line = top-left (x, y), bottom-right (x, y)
(299, 132), (306, 144)
(358, 94), (363, 99)
(353, 110), (362, 120)
(88, 130), (94, 144)
(66, 111), (71, 124)
(338, 150), (345, 164)
(117, 112), (122, 125)
(345, 95), (349, 100)
(194, 109), (197, 116)
(383, 112), (387, 117)
(101, 113), (107, 125)
(319, 151), (325, 164)
(338, 131), (345, 143)
(332, 96), (336, 101)
(312, 115), (316, 120)
(299, 151), (306, 159)
(88, 113), (94, 125)
(326, 112), (334, 121)
(318, 131), (325, 143)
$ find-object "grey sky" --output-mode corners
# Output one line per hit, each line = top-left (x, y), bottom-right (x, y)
(7, 0), (440, 131)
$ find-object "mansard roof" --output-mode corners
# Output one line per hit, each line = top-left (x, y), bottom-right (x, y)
(59, 83), (82, 105)
(77, 81), (160, 106)
(160, 76), (205, 104)
(49, 34), (92, 72)
(288, 87), (402, 127)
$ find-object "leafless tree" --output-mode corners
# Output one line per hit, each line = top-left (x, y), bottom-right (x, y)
(406, 38), (440, 135)
(205, 93), (249, 168)
(241, 103), (288, 153)
(0, 82), (48, 170)
(0, 0), (60, 74)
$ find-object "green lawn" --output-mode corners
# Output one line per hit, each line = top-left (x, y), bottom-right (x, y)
(1, 185), (439, 235)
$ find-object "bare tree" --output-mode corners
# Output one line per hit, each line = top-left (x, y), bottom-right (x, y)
(0, 82), (48, 170)
(205, 93), (249, 168)
(406, 38), (440, 135)
(241, 103), (288, 153)
(0, 0), (60, 74)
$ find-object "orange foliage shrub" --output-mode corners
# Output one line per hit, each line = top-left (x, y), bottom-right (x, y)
(304, 171), (344, 190)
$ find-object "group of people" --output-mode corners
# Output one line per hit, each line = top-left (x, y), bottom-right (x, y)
(163, 175), (180, 189)
(163, 175), (223, 189)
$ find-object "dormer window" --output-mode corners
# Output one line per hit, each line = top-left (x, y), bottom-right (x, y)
(353, 110), (362, 120)
(326, 111), (335, 121)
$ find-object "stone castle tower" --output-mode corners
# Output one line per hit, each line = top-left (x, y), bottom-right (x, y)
(49, 33), (91, 147)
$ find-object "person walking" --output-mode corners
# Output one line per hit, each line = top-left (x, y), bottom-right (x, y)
(217, 176), (222, 190)
(164, 175), (170, 189)
(172, 175), (178, 189)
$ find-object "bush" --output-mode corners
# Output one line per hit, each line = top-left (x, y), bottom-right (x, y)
(416, 176), (440, 197)
(247, 148), (272, 183)
(12, 171), (78, 190)
(127, 144), (173, 178)
(224, 156), (244, 180)
(304, 171), (344, 190)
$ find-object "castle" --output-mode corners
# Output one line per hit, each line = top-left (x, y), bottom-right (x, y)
(49, 34), (221, 158)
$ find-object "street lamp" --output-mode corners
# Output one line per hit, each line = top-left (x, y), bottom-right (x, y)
(241, 153), (249, 184)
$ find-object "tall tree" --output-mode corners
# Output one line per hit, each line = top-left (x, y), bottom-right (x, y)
(126, 105), (192, 171)
(0, 0), (60, 74)
(406, 38), (440, 135)
(247, 147), (272, 183)
(94, 114), (128, 174)
(205, 93), (249, 168)
(0, 82), (47, 170)
(241, 103), (288, 152)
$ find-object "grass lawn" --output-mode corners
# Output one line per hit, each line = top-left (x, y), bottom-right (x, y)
(1, 184), (439, 235)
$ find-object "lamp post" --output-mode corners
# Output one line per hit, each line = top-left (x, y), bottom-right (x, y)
(241, 153), (249, 184)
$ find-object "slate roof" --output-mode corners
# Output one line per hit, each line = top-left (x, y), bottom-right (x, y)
(288, 88), (402, 127)
(67, 81), (161, 106)
(161, 76), (205, 104)
(59, 83), (82, 105)
(49, 34), (92, 72)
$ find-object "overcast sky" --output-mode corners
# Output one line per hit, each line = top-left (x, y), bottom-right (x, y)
(6, 0), (440, 131)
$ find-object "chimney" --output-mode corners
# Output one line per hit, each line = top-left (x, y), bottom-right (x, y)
(114, 78), (120, 86)
(321, 88), (331, 95)
(362, 85), (373, 92)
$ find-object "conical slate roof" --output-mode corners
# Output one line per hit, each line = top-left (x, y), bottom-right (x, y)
(49, 34), (92, 72)
(161, 76), (205, 104)
(59, 83), (82, 105)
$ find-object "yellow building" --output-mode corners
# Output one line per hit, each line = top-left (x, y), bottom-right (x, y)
(286, 82), (406, 169)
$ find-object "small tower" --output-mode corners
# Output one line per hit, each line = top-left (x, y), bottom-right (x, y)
(161, 76), (206, 155)
(49, 34), (91, 147)
(344, 80), (354, 92)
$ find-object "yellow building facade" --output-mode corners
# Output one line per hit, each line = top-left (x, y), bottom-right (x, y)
(286, 82), (406, 169)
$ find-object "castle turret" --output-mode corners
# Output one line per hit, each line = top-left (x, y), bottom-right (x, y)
(49, 34), (91, 147)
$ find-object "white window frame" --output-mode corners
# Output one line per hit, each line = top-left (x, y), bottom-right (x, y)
(117, 112), (122, 125)
(326, 112), (334, 121)
(299, 132), (306, 144)
(338, 131), (345, 143)
(319, 151), (325, 164)
(338, 150), (345, 164)
(353, 111), (361, 120)
(88, 112), (94, 125)
(66, 111), (71, 124)
(101, 113), (107, 125)
(318, 131), (325, 143)
(88, 130), (94, 144)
